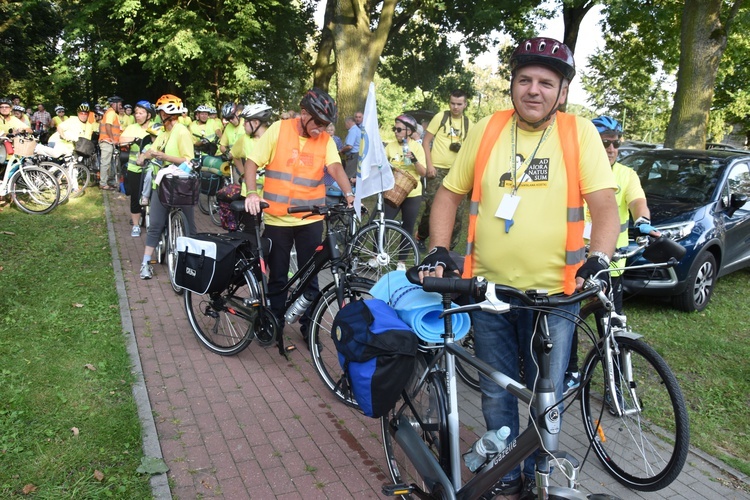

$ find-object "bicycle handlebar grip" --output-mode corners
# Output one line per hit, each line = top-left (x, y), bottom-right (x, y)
(287, 205), (314, 214)
(422, 276), (474, 295)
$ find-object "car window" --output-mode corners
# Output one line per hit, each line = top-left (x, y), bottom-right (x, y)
(722, 163), (750, 207)
(625, 156), (723, 206)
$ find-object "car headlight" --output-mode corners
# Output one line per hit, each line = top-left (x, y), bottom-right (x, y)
(655, 221), (695, 241)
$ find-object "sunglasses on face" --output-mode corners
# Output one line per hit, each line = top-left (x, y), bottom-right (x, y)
(392, 127), (406, 133)
(602, 140), (621, 149)
(311, 116), (329, 127)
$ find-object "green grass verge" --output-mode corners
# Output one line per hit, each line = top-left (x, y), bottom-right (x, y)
(624, 274), (750, 477)
(0, 195), (152, 498)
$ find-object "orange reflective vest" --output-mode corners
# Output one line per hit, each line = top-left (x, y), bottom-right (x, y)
(263, 118), (328, 218)
(462, 110), (585, 295)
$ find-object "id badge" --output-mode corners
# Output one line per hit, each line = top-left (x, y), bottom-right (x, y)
(495, 193), (521, 220)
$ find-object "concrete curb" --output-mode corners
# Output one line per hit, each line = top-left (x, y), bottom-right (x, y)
(103, 193), (172, 500)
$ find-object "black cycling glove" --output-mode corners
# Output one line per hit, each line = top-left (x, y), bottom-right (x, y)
(417, 246), (460, 276)
(576, 255), (609, 283)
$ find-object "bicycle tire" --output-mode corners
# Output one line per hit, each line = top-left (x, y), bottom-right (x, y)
(184, 268), (263, 355)
(455, 329), (480, 391)
(579, 335), (690, 491)
(198, 192), (210, 214)
(307, 279), (375, 407)
(208, 194), (222, 226)
(71, 163), (90, 196)
(381, 353), (448, 498)
(38, 161), (72, 204)
(9, 166), (60, 214)
(348, 221), (420, 280)
(167, 210), (189, 295)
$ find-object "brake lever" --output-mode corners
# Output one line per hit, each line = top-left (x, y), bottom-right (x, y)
(438, 284), (511, 318)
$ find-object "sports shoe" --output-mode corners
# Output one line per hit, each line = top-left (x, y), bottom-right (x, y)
(416, 238), (427, 254)
(563, 371), (580, 396)
(519, 476), (536, 500)
(480, 477), (522, 499)
(131, 225), (141, 237)
(396, 261), (406, 272)
(140, 263), (153, 280)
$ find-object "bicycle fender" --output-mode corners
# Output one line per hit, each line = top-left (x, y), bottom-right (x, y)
(613, 330), (643, 341)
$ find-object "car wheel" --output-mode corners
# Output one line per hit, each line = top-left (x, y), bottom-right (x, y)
(673, 252), (716, 312)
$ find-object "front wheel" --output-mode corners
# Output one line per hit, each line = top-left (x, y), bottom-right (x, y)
(167, 209), (189, 295)
(348, 221), (419, 281)
(580, 335), (690, 491)
(38, 161), (72, 204)
(71, 163), (90, 196)
(9, 166), (60, 214)
(381, 353), (448, 498)
(307, 279), (374, 407)
(673, 252), (715, 312)
(208, 194), (222, 226)
(184, 268), (263, 355)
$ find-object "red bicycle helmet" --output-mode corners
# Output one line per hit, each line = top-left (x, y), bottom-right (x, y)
(510, 37), (576, 81)
(300, 88), (337, 125)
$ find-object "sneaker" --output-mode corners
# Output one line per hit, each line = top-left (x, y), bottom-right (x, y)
(367, 258), (379, 268)
(416, 238), (427, 254)
(131, 225), (141, 237)
(396, 261), (406, 272)
(519, 476), (536, 500)
(480, 477), (522, 500)
(563, 371), (580, 396)
(140, 263), (153, 280)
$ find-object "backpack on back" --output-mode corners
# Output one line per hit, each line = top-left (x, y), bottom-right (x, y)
(332, 299), (418, 418)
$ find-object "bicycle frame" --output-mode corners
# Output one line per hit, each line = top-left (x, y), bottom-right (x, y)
(388, 285), (598, 500)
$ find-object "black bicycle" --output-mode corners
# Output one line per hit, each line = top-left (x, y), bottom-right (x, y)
(184, 201), (373, 360)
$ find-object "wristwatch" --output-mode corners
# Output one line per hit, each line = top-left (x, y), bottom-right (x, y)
(589, 250), (611, 266)
(345, 191), (355, 198)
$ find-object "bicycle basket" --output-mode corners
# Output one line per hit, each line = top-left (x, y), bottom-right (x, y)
(12, 136), (37, 158)
(74, 137), (96, 157)
(158, 173), (200, 207)
(383, 167), (418, 207)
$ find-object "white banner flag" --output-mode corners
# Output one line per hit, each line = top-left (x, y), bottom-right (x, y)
(354, 82), (394, 219)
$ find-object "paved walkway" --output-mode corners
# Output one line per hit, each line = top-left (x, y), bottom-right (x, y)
(103, 192), (749, 499)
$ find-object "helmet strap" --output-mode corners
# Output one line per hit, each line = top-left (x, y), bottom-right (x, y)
(300, 116), (313, 138)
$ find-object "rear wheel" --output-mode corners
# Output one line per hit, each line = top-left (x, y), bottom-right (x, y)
(580, 335), (689, 491)
(381, 353), (448, 498)
(167, 209), (189, 295)
(208, 194), (222, 226)
(307, 279), (374, 407)
(184, 268), (263, 355)
(9, 166), (60, 214)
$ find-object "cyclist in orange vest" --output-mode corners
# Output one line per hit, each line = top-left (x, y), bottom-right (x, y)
(418, 37), (620, 498)
(243, 88), (354, 347)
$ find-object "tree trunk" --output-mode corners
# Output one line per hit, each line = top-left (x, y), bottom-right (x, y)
(329, 0), (396, 131)
(664, 0), (738, 149)
(561, 0), (596, 54)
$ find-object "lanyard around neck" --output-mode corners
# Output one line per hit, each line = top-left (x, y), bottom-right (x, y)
(509, 115), (554, 194)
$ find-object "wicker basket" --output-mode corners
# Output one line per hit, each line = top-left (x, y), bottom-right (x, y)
(13, 136), (38, 158)
(384, 167), (418, 207)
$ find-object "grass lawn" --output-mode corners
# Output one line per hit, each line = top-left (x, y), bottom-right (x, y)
(0, 195), (151, 498)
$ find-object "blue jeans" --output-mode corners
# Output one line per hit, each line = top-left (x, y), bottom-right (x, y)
(471, 297), (578, 481)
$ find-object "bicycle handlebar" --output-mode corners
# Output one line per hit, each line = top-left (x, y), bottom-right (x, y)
(287, 204), (355, 217)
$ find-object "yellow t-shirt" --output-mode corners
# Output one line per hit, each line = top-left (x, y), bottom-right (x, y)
(384, 139), (426, 198)
(0, 115), (28, 135)
(444, 113), (616, 293)
(426, 111), (473, 170)
(250, 120), (340, 227)
(54, 116), (95, 151)
(219, 120), (244, 153)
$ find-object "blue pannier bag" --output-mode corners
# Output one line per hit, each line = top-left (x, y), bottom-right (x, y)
(332, 299), (418, 418)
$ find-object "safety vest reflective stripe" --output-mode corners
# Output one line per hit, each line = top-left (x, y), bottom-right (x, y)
(462, 110), (584, 295)
(263, 118), (328, 218)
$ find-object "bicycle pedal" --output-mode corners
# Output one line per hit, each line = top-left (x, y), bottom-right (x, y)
(382, 483), (414, 496)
